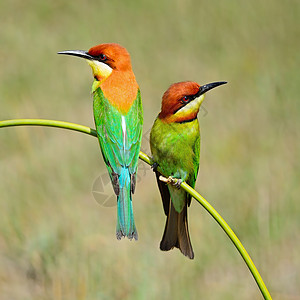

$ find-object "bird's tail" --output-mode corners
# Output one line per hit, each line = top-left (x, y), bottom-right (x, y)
(160, 201), (194, 259)
(116, 167), (138, 240)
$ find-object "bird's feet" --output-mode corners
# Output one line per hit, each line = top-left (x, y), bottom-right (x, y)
(159, 175), (182, 189)
(173, 178), (182, 189)
(151, 162), (159, 172)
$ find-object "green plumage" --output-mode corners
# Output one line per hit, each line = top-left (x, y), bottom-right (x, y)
(57, 44), (146, 241)
(150, 118), (200, 205)
(150, 118), (200, 259)
(93, 84), (143, 240)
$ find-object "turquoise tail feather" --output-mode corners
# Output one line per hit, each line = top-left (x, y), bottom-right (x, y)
(116, 167), (138, 240)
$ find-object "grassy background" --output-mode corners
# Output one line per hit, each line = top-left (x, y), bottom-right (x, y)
(0, 0), (299, 299)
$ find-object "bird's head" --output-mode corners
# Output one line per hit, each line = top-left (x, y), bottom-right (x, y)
(159, 81), (227, 123)
(58, 43), (132, 82)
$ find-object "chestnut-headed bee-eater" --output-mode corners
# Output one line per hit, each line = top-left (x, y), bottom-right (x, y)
(58, 43), (143, 240)
(150, 81), (226, 258)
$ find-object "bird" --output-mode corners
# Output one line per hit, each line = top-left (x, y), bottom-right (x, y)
(58, 43), (143, 240)
(150, 80), (226, 259)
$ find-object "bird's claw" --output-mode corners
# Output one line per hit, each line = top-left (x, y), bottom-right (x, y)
(173, 178), (182, 189)
(151, 162), (159, 172)
(159, 175), (182, 189)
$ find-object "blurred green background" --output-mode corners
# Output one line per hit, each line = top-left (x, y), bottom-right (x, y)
(0, 0), (299, 299)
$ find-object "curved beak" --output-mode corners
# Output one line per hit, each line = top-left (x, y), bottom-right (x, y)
(197, 81), (227, 96)
(57, 50), (94, 60)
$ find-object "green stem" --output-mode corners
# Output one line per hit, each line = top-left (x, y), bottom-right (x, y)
(0, 118), (98, 137)
(181, 182), (271, 299)
(0, 118), (272, 300)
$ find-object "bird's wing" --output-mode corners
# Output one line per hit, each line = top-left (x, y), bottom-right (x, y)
(185, 131), (200, 206)
(93, 88), (143, 192)
(154, 170), (171, 216)
(125, 90), (143, 179)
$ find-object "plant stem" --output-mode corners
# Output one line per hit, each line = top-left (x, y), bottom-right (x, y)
(0, 118), (97, 137)
(0, 118), (272, 300)
(181, 182), (271, 299)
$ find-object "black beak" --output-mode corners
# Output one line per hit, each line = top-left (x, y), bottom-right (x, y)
(57, 50), (94, 60)
(197, 81), (227, 96)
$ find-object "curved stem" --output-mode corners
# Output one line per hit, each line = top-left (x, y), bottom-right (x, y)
(180, 182), (271, 299)
(0, 118), (98, 137)
(0, 118), (272, 300)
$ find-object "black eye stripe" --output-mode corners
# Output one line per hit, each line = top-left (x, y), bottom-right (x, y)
(98, 54), (107, 61)
(181, 94), (197, 104)
(95, 53), (107, 61)
(182, 96), (189, 102)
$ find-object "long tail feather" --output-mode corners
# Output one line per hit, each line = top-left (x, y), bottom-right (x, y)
(160, 201), (194, 259)
(116, 167), (138, 240)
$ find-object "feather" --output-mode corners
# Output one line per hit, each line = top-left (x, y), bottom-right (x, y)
(93, 87), (143, 240)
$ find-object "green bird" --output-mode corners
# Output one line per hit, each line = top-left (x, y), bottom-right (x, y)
(58, 43), (143, 240)
(150, 81), (226, 259)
